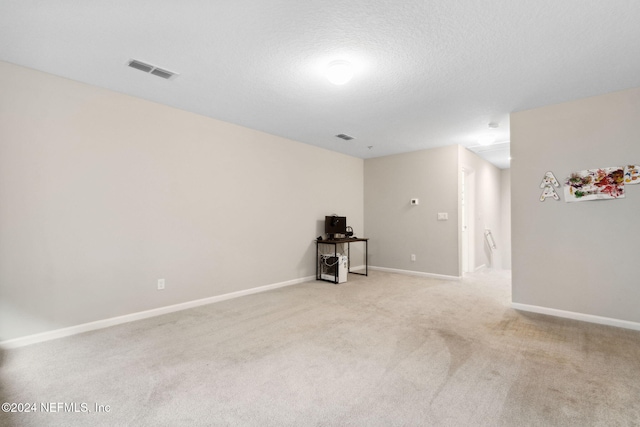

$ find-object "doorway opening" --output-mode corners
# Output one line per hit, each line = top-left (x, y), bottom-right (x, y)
(461, 168), (475, 274)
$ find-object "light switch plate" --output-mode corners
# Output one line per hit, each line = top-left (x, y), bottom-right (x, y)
(437, 212), (448, 221)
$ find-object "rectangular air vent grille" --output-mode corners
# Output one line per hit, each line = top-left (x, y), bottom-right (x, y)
(128, 59), (178, 80)
(336, 134), (355, 141)
(128, 60), (153, 73)
(150, 68), (174, 79)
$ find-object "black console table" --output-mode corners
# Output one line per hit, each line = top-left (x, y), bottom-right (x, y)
(316, 238), (368, 283)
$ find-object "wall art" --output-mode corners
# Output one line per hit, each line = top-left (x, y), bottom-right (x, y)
(539, 171), (560, 201)
(564, 167), (625, 202)
(624, 165), (640, 185)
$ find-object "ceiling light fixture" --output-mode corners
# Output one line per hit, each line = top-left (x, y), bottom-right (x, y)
(325, 60), (353, 85)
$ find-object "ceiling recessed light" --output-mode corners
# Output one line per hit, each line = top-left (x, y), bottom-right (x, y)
(325, 60), (353, 85)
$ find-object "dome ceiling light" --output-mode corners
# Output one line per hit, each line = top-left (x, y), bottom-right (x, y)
(325, 60), (354, 85)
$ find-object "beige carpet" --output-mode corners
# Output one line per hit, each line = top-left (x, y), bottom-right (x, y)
(1, 270), (639, 426)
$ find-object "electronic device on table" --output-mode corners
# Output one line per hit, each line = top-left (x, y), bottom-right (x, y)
(324, 215), (346, 240)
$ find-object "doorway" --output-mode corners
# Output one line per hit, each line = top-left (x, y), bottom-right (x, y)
(461, 168), (475, 274)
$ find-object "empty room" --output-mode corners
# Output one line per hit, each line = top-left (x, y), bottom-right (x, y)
(1, 1), (640, 426)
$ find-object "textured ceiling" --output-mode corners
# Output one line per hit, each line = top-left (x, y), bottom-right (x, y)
(2, 1), (640, 169)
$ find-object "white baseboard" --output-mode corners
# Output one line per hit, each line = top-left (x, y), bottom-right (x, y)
(349, 264), (366, 272)
(370, 266), (461, 281)
(511, 302), (640, 332)
(0, 275), (315, 349)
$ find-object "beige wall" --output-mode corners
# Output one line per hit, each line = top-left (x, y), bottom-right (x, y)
(363, 145), (505, 278)
(500, 169), (512, 270)
(511, 87), (640, 323)
(0, 62), (364, 341)
(364, 146), (460, 277)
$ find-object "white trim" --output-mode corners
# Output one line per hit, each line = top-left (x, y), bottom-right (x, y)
(370, 266), (461, 281)
(474, 264), (487, 272)
(348, 264), (366, 272)
(0, 275), (315, 349)
(511, 303), (640, 332)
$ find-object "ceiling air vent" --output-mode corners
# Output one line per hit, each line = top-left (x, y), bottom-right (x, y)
(336, 134), (355, 141)
(128, 59), (178, 80)
(128, 60), (153, 73)
(150, 68), (174, 79)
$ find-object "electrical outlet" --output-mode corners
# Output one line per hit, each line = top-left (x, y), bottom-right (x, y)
(157, 279), (165, 290)
(411, 254), (416, 261)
